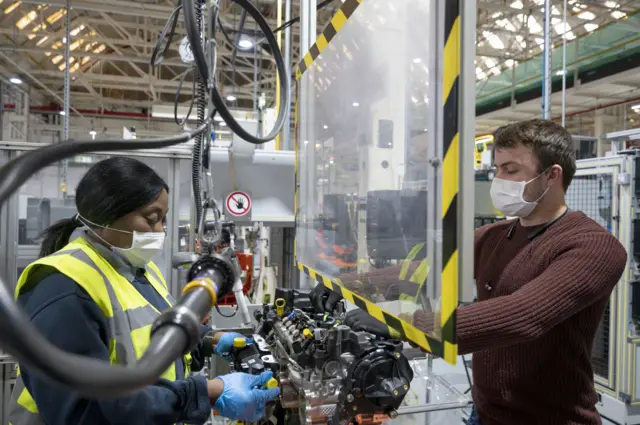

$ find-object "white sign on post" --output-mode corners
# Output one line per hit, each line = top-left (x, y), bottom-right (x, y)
(225, 191), (251, 217)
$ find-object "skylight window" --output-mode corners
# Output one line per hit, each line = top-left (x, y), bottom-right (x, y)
(70, 25), (85, 36)
(69, 39), (84, 51)
(16, 10), (36, 29)
(577, 11), (595, 20)
(482, 31), (504, 50)
(46, 9), (65, 24)
(518, 15), (542, 34)
(496, 18), (516, 32)
(584, 23), (598, 32)
(611, 10), (626, 19)
(5, 1), (21, 15)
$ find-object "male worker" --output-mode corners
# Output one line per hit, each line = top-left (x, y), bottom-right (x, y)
(316, 119), (628, 425)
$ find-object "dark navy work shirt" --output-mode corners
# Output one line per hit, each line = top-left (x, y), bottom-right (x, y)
(16, 234), (214, 425)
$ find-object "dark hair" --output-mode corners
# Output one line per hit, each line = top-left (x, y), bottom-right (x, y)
(39, 157), (169, 258)
(493, 119), (576, 191)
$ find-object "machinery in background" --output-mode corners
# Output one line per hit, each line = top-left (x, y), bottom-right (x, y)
(559, 146), (636, 424)
(227, 288), (413, 425)
(23, 197), (77, 244)
(366, 190), (427, 262)
(314, 194), (358, 275)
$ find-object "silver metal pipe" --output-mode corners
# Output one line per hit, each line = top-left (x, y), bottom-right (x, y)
(561, 0), (567, 126)
(542, 0), (552, 119)
(61, 0), (71, 197)
(282, 0), (292, 150)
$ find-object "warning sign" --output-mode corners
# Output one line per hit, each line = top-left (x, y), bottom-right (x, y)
(225, 191), (251, 217)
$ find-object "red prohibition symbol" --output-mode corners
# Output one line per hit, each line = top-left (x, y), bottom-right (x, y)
(226, 191), (251, 216)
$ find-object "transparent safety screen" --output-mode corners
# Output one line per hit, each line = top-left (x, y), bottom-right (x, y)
(296, 0), (455, 346)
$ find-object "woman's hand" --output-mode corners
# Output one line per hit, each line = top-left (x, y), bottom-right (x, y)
(210, 371), (280, 421)
(213, 332), (252, 360)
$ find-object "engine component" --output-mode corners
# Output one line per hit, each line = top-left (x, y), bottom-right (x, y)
(229, 297), (413, 425)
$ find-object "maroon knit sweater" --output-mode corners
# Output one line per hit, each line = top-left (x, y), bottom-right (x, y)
(456, 211), (625, 425)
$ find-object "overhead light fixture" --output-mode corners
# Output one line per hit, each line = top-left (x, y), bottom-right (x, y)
(323, 125), (328, 129)
(9, 77), (22, 84)
(555, 69), (566, 75)
(219, 121), (227, 127)
(238, 37), (254, 50)
(59, 111), (66, 116)
(304, 140), (309, 144)
(352, 102), (359, 107)
(412, 58), (421, 64)
(226, 94), (237, 102)
(89, 130), (97, 139)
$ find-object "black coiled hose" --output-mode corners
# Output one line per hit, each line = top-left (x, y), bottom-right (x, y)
(192, 0), (205, 233)
(183, 0), (290, 144)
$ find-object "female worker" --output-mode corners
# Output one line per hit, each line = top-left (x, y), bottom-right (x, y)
(7, 156), (279, 425)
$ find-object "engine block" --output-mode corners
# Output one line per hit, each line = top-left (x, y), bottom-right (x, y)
(227, 289), (413, 425)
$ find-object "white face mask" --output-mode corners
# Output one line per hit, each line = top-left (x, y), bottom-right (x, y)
(112, 231), (165, 267)
(490, 172), (550, 217)
(77, 215), (165, 267)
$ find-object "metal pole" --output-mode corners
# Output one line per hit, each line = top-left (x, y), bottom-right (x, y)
(298, 0), (315, 289)
(561, 0), (567, 126)
(459, 0), (477, 303)
(61, 0), (71, 198)
(282, 0), (292, 150)
(63, 0), (70, 136)
(542, 0), (552, 120)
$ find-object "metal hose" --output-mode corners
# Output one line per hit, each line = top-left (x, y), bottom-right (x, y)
(192, 0), (205, 232)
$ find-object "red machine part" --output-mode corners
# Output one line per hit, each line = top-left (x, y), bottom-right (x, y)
(217, 252), (253, 306)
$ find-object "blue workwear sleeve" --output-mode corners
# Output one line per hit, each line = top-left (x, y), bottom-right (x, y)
(17, 270), (212, 425)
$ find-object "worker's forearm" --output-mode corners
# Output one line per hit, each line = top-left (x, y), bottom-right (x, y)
(208, 378), (224, 404)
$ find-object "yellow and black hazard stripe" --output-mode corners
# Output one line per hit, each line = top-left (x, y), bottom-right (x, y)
(295, 0), (363, 80)
(297, 262), (445, 357)
(440, 0), (461, 364)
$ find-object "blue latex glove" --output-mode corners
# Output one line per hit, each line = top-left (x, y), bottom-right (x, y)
(214, 371), (280, 421)
(215, 332), (252, 360)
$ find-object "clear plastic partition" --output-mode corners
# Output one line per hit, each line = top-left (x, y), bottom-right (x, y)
(297, 0), (459, 358)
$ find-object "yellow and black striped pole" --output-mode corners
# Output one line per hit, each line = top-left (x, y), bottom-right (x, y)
(440, 0), (461, 364)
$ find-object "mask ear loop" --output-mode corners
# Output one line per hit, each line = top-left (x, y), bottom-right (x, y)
(76, 214), (131, 250)
(533, 166), (555, 203)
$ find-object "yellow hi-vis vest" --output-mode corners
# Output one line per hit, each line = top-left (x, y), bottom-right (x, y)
(7, 237), (192, 425)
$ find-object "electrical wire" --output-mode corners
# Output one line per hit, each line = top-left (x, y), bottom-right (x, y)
(150, 3), (182, 68)
(173, 67), (197, 126)
(183, 0), (289, 144)
(216, 303), (239, 317)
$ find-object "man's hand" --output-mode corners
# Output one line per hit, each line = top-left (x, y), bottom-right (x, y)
(211, 371), (280, 421)
(344, 309), (400, 339)
(214, 332), (252, 360)
(309, 284), (343, 313)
